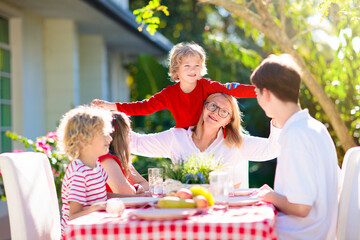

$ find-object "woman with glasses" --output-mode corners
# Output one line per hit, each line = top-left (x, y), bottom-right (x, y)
(130, 92), (281, 188)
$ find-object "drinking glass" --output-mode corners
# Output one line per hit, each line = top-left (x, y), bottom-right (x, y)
(148, 168), (163, 198)
(226, 167), (235, 197)
(209, 171), (229, 210)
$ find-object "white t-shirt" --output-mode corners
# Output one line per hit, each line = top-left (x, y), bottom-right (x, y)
(274, 109), (338, 240)
(130, 123), (281, 188)
(61, 159), (108, 234)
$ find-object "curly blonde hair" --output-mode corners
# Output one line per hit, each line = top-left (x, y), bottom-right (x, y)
(109, 112), (132, 178)
(168, 42), (207, 82)
(57, 105), (113, 160)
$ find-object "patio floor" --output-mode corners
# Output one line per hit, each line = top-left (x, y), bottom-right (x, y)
(0, 215), (10, 240)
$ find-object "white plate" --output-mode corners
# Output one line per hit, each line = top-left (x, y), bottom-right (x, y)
(233, 188), (258, 196)
(228, 196), (261, 207)
(120, 197), (160, 208)
(130, 208), (198, 221)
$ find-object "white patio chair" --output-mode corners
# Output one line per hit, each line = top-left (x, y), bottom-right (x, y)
(0, 152), (61, 240)
(337, 146), (360, 240)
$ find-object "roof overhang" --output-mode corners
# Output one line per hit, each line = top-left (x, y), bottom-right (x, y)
(4, 0), (173, 57)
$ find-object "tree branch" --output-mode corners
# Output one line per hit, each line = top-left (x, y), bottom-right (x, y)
(246, 0), (255, 8)
(290, 25), (332, 43)
(198, 0), (290, 45)
(198, 0), (357, 151)
(279, 0), (286, 35)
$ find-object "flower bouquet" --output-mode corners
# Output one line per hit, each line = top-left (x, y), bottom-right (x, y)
(163, 152), (222, 194)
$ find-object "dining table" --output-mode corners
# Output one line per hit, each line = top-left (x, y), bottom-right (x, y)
(62, 199), (277, 240)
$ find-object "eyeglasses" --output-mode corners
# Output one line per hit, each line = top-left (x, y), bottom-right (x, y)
(205, 102), (231, 118)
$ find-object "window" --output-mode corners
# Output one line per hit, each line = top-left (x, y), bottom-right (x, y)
(0, 16), (12, 152)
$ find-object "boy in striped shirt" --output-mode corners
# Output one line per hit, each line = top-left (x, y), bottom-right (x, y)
(57, 106), (113, 234)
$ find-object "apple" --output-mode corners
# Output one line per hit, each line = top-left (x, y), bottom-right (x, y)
(176, 188), (193, 199)
(193, 195), (209, 208)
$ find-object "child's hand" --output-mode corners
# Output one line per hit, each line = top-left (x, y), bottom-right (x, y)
(91, 99), (117, 111)
(134, 183), (145, 194)
(255, 184), (275, 203)
(91, 201), (107, 211)
(138, 191), (152, 197)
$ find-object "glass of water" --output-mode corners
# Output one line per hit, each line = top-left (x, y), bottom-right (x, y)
(148, 168), (163, 198)
(209, 171), (229, 210)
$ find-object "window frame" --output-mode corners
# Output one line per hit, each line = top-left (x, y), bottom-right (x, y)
(0, 16), (12, 153)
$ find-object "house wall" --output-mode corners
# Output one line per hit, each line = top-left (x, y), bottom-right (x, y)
(43, 19), (78, 132)
(6, 9), (84, 139)
(108, 51), (130, 102)
(22, 11), (46, 140)
(0, 0), (144, 141)
(79, 35), (107, 105)
(9, 18), (23, 147)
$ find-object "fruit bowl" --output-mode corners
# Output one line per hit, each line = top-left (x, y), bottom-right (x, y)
(164, 178), (210, 194)
(158, 185), (214, 209)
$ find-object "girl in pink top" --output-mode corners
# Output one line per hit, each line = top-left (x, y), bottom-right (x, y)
(99, 112), (149, 196)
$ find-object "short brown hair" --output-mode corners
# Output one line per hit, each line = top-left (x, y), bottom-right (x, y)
(168, 42), (207, 82)
(250, 54), (301, 103)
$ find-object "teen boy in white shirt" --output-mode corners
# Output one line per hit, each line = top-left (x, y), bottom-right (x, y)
(251, 54), (339, 240)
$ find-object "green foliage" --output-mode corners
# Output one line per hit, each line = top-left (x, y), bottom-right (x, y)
(125, 54), (175, 133)
(126, 54), (169, 101)
(131, 0), (209, 43)
(3, 131), (69, 201)
(293, 1), (360, 164)
(133, 0), (169, 35)
(132, 155), (170, 181)
(318, 0), (360, 24)
(204, 35), (262, 84)
(203, 0), (360, 164)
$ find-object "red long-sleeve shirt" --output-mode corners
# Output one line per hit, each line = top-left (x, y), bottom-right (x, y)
(116, 78), (256, 128)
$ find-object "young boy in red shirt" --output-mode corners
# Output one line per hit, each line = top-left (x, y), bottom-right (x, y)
(92, 42), (256, 129)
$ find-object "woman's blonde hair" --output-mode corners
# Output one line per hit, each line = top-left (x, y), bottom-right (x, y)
(57, 105), (113, 160)
(168, 42), (207, 82)
(193, 93), (245, 148)
(109, 112), (131, 178)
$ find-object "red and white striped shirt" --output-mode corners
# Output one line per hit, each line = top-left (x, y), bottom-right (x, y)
(61, 159), (108, 233)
